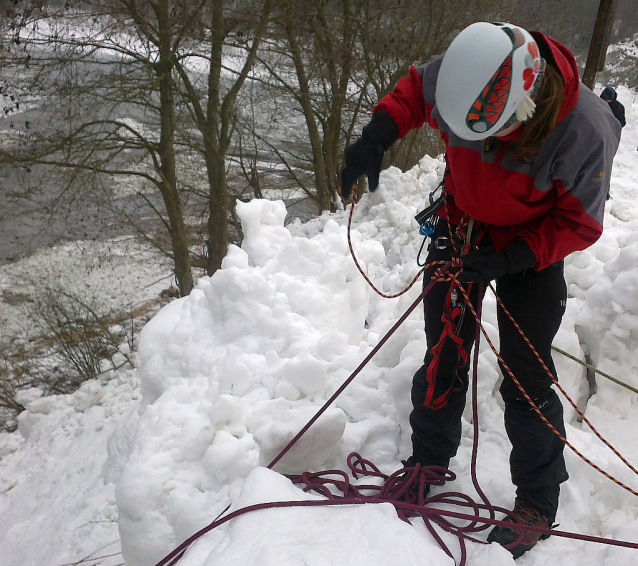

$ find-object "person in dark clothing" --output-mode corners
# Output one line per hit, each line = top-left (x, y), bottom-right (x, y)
(340, 22), (622, 558)
(600, 86), (626, 128)
(599, 86), (626, 200)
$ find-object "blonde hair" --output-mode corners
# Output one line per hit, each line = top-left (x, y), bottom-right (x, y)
(513, 63), (565, 162)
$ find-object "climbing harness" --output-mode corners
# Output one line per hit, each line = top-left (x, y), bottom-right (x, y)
(154, 187), (638, 566)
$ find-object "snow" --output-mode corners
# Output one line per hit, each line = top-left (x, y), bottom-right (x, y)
(0, 236), (174, 346)
(1, 88), (638, 566)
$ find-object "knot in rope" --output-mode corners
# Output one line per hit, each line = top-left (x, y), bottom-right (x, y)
(431, 258), (463, 283)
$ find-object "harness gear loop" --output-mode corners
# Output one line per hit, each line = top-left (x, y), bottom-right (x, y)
(415, 172), (447, 266)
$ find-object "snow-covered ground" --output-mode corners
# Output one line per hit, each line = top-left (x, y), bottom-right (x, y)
(1, 86), (637, 566)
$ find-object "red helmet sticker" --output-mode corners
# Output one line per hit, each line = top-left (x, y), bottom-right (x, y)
(466, 53), (513, 133)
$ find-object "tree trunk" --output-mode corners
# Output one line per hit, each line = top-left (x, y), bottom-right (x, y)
(203, 0), (228, 275)
(203, 0), (274, 274)
(156, 1), (193, 295)
(284, 6), (332, 212)
(205, 153), (229, 274)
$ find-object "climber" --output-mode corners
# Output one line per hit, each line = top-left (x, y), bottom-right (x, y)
(340, 21), (622, 558)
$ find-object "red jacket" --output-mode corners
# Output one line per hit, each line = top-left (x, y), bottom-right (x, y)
(375, 32), (621, 269)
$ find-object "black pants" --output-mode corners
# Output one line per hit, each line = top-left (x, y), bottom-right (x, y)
(409, 221), (568, 522)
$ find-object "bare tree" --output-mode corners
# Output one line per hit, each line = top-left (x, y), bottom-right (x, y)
(1, 1), (280, 285)
(1, 2), (201, 294)
(4, 0), (611, 288)
(172, 0), (276, 275)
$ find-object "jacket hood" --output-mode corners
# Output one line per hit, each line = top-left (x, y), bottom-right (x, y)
(531, 31), (580, 121)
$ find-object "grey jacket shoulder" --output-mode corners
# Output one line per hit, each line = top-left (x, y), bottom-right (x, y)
(557, 85), (621, 152)
(414, 54), (444, 106)
(541, 85), (621, 223)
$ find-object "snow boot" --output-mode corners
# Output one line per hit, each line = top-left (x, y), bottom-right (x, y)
(399, 457), (431, 499)
(399, 457), (451, 499)
(488, 499), (551, 558)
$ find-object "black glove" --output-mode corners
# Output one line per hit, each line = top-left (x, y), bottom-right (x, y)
(458, 239), (536, 283)
(600, 86), (626, 128)
(340, 110), (399, 202)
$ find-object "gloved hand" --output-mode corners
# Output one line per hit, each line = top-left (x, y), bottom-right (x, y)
(340, 110), (399, 202)
(458, 239), (537, 283)
(600, 86), (626, 128)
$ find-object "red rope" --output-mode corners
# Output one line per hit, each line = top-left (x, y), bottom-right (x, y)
(453, 278), (638, 498)
(346, 185), (426, 298)
(490, 282), (638, 484)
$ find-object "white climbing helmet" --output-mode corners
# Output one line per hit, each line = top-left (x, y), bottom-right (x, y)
(436, 22), (542, 141)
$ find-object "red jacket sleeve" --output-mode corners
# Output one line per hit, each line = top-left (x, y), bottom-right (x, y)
(489, 189), (603, 270)
(374, 66), (428, 138)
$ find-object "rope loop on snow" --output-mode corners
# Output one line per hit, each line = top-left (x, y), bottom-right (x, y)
(155, 451), (638, 566)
